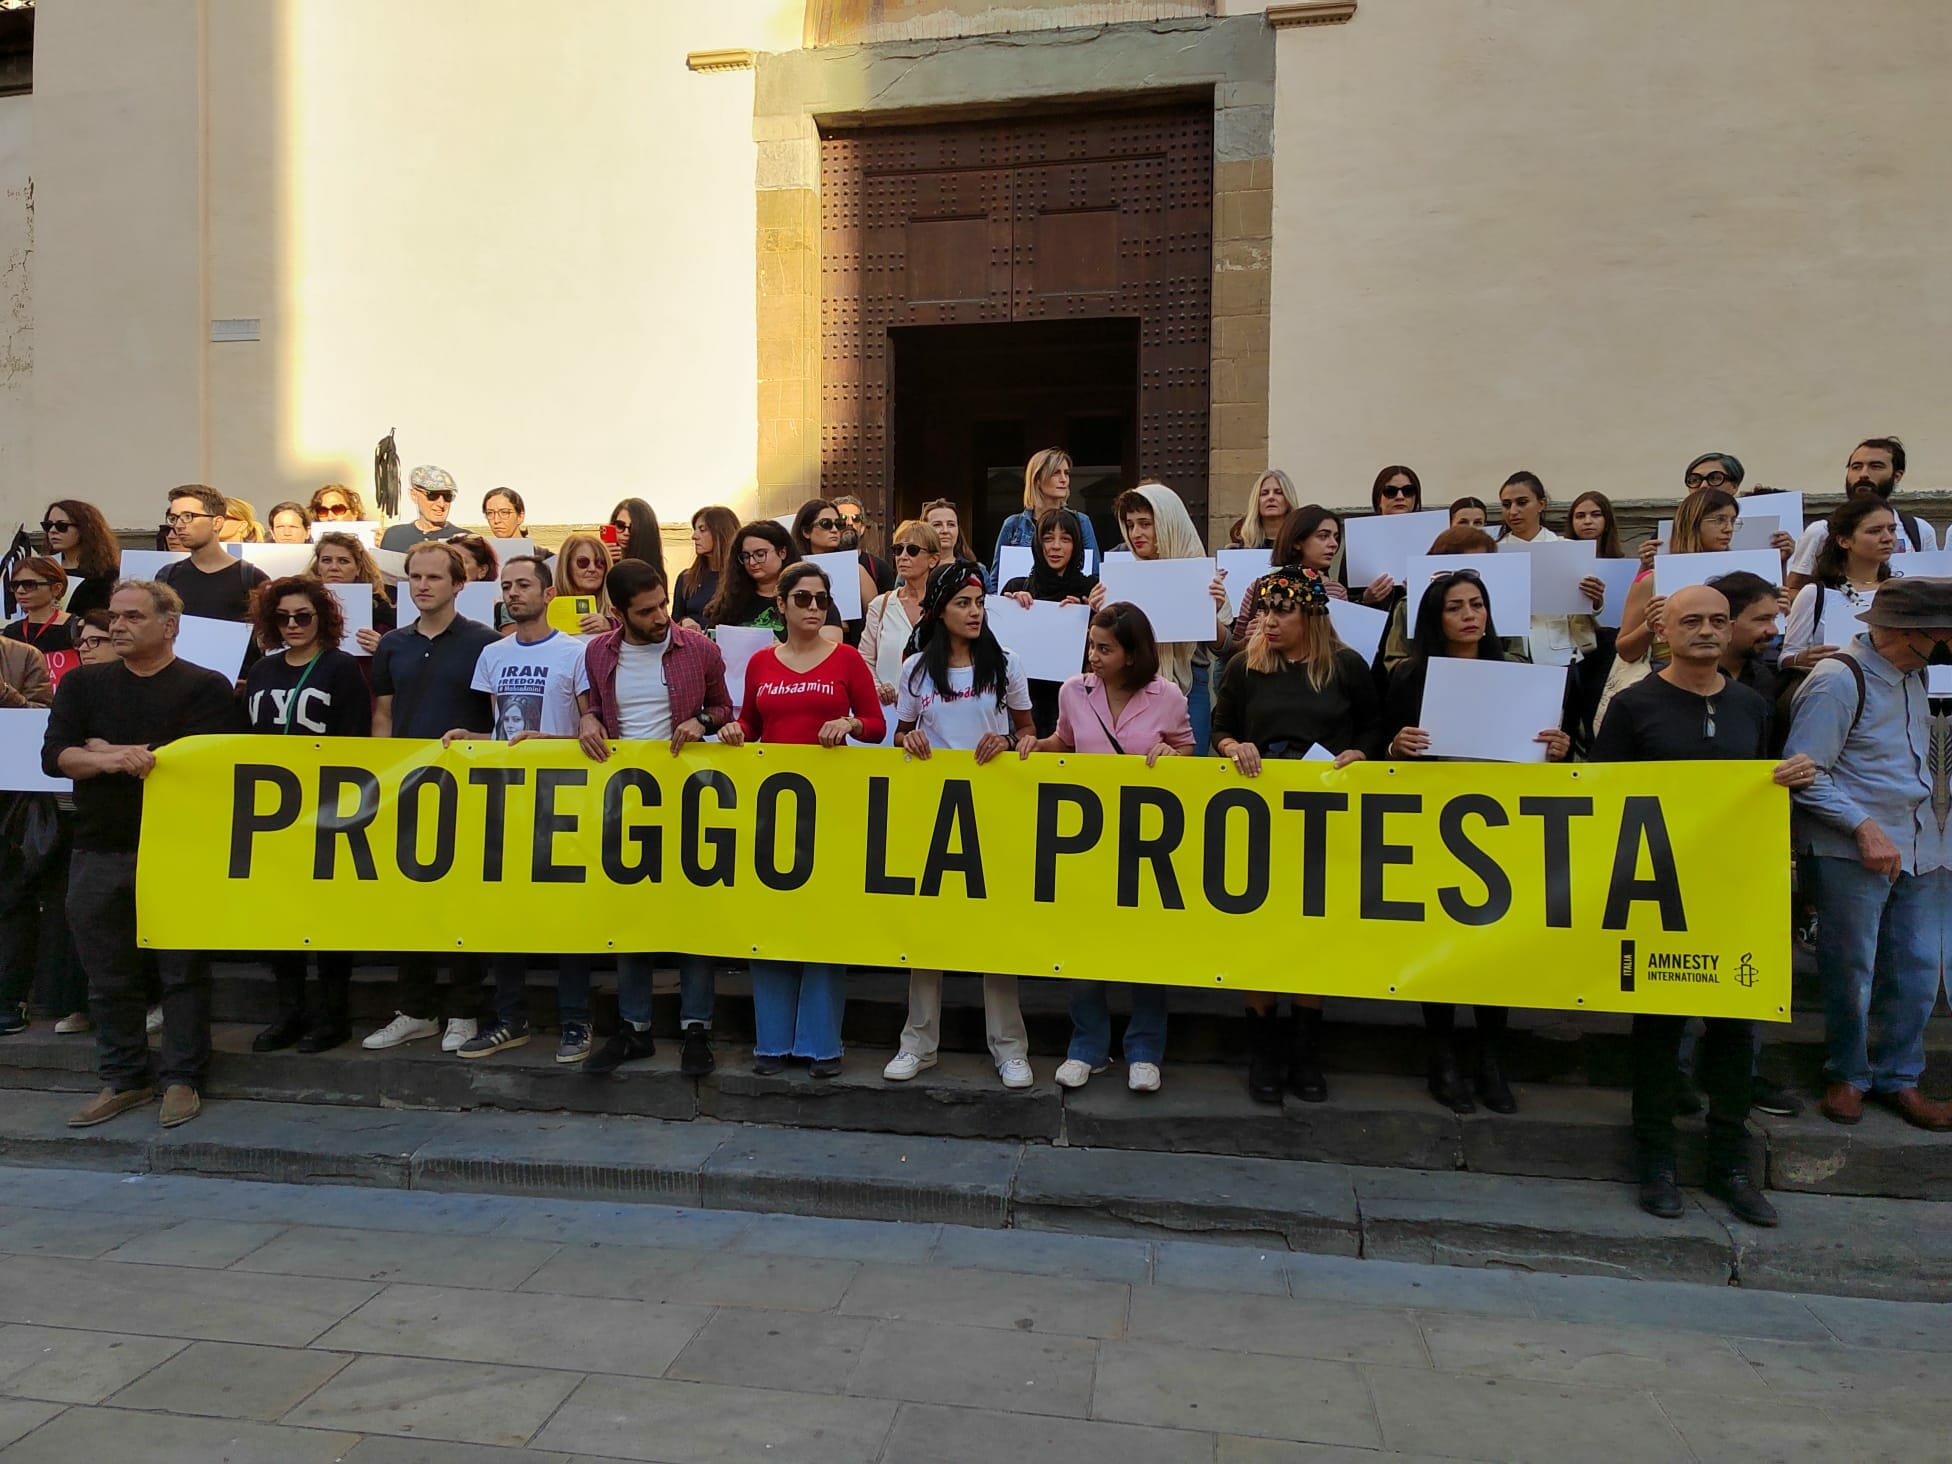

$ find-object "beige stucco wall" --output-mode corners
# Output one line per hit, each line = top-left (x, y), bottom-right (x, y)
(1269, 0), (1952, 512)
(0, 95), (29, 504)
(28, 0), (801, 535)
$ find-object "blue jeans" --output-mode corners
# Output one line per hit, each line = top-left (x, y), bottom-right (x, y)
(1810, 855), (1941, 1092)
(616, 953), (716, 1031)
(1187, 659), (1212, 757)
(491, 955), (591, 1029)
(1068, 981), (1168, 1066)
(751, 961), (847, 1061)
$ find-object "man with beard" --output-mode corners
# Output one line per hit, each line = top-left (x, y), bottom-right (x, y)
(836, 495), (895, 594)
(1786, 438), (1938, 594)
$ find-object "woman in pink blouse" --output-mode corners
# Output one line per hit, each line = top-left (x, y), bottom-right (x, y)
(1020, 602), (1193, 1092)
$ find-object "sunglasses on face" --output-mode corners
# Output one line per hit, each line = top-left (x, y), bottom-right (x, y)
(738, 547), (775, 564)
(892, 544), (930, 558)
(1379, 486), (1416, 499)
(786, 589), (831, 610)
(316, 504), (353, 518)
(10, 579), (48, 592)
(164, 511), (215, 528)
(275, 610), (317, 627)
(609, 520), (630, 532)
(40, 520), (74, 534)
(1684, 471), (1731, 489)
(811, 518), (841, 533)
(420, 490), (456, 503)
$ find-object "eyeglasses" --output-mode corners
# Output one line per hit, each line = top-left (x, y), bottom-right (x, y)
(9, 579), (48, 592)
(75, 636), (110, 651)
(1684, 470), (1732, 489)
(484, 507), (518, 521)
(420, 490), (456, 503)
(163, 511), (215, 528)
(39, 520), (74, 534)
(892, 544), (930, 558)
(811, 518), (842, 533)
(315, 503), (353, 518)
(1379, 486), (1417, 500)
(786, 589), (832, 610)
(737, 547), (775, 564)
(274, 610), (317, 627)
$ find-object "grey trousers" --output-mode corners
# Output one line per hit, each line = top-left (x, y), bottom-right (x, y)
(68, 851), (211, 1093)
(897, 970), (1029, 1067)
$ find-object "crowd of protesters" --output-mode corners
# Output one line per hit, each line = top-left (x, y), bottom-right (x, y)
(1, 436), (1948, 1234)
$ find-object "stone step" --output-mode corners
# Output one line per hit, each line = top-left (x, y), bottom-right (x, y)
(2, 1025), (1945, 1200)
(0, 1090), (1944, 1301)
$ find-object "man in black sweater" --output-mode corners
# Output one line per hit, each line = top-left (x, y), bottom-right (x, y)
(43, 579), (242, 1130)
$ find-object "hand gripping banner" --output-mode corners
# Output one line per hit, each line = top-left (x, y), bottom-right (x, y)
(138, 737), (1792, 1020)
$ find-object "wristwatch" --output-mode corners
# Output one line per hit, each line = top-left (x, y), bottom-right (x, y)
(696, 710), (716, 733)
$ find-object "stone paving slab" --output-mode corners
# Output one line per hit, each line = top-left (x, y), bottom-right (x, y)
(1728, 1189), (1952, 1302)
(0, 1406), (361, 1462)
(282, 1353), (583, 1448)
(0, 1323), (188, 1404)
(103, 1338), (352, 1421)
(700, 1126), (1021, 1227)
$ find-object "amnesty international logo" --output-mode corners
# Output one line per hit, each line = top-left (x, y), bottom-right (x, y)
(1734, 953), (1759, 989)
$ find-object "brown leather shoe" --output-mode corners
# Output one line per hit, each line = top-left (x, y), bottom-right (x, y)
(68, 1086), (154, 1128)
(158, 1085), (201, 1130)
(1819, 1082), (1864, 1125)
(1873, 1087), (1952, 1133)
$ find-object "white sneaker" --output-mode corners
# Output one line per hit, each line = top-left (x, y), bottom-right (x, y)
(362, 1014), (440, 1051)
(1054, 1059), (1104, 1089)
(441, 1018), (478, 1054)
(55, 1012), (94, 1035)
(998, 1058), (1035, 1090)
(145, 1006), (163, 1034)
(1128, 1062), (1162, 1093)
(882, 1051), (936, 1082)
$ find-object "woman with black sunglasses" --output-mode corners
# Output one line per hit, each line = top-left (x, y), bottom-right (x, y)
(791, 498), (880, 644)
(605, 498), (665, 577)
(242, 576), (372, 1054)
(1383, 569), (1568, 1115)
(38, 501), (121, 619)
(5, 558), (76, 659)
(719, 562), (884, 1078)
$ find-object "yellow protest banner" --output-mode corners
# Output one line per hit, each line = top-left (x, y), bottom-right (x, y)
(137, 737), (1791, 1020)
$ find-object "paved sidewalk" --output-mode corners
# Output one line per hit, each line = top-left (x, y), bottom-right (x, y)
(0, 1166), (1945, 1462)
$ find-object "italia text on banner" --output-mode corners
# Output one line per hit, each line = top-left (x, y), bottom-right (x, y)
(137, 738), (1792, 1020)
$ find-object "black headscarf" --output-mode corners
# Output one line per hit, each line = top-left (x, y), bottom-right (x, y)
(1024, 507), (1099, 603)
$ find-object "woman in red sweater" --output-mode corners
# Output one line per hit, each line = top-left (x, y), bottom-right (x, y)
(720, 562), (886, 1075)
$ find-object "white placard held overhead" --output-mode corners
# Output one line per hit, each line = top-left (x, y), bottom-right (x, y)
(1592, 558), (1646, 630)
(117, 549), (188, 580)
(237, 542), (318, 578)
(1895, 548), (1952, 578)
(1324, 597), (1388, 664)
(986, 598), (1090, 684)
(1406, 554), (1532, 630)
(1743, 491), (1804, 537)
(1652, 548), (1782, 595)
(1503, 538), (1598, 616)
(312, 521), (379, 548)
(1344, 510), (1452, 588)
(173, 615), (253, 680)
(806, 551), (863, 621)
(400, 581), (500, 630)
(714, 625), (778, 720)
(327, 583), (375, 657)
(0, 710), (68, 793)
(1730, 516), (1780, 552)
(1215, 548), (1274, 617)
(997, 545), (1034, 588)
(1098, 555), (1218, 644)
(1421, 658), (1570, 764)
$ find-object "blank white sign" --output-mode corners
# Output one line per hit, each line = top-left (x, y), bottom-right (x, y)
(1652, 548), (1783, 595)
(174, 615), (253, 680)
(1215, 548), (1274, 617)
(1098, 555), (1217, 644)
(1324, 597), (1388, 663)
(327, 583), (374, 657)
(0, 709), (68, 792)
(1344, 510), (1452, 587)
(806, 552), (863, 621)
(1407, 554), (1532, 630)
(987, 597), (1090, 683)
(1421, 658), (1569, 764)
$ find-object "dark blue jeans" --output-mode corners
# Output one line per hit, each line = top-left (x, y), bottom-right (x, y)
(491, 955), (592, 1030)
(616, 953), (716, 1030)
(67, 851), (210, 1092)
(1810, 856), (1941, 1091)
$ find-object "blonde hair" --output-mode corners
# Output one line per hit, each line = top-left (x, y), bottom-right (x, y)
(1022, 448), (1073, 511)
(891, 518), (938, 558)
(1244, 606), (1341, 689)
(224, 496), (265, 542)
(1239, 469), (1303, 550)
(554, 532), (612, 616)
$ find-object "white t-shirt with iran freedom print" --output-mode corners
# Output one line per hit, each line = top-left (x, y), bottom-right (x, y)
(471, 630), (590, 740)
(893, 649), (1031, 750)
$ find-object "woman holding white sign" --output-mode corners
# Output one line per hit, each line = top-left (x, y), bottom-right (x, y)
(1021, 602), (1193, 1094)
(1383, 569), (1568, 1115)
(1227, 467), (1302, 551)
(1614, 489), (1739, 671)
(791, 498), (879, 644)
(860, 520), (939, 713)
(718, 561), (885, 1078)
(1000, 507), (1100, 735)
(1211, 568), (1383, 1105)
(986, 448), (1101, 593)
(1781, 497), (1897, 670)
(308, 532), (396, 656)
(884, 560), (1038, 1089)
(1114, 484), (1228, 756)
(1495, 472), (1605, 669)
(1227, 506), (1350, 649)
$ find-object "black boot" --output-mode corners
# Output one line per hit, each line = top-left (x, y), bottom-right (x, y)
(299, 968), (353, 1053)
(1288, 1007), (1327, 1103)
(1245, 1010), (1285, 1105)
(1427, 1045), (1475, 1114)
(1705, 1168), (1778, 1228)
(1637, 1161), (1684, 1219)
(1474, 1040), (1516, 1115)
(252, 1010), (307, 1053)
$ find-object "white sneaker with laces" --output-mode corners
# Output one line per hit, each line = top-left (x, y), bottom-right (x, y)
(362, 1014), (440, 1051)
(1127, 1062), (1162, 1093)
(145, 1006), (163, 1034)
(882, 1051), (935, 1081)
(998, 1057), (1035, 1090)
(55, 1012), (94, 1035)
(1054, 1058), (1104, 1089)
(441, 1018), (478, 1054)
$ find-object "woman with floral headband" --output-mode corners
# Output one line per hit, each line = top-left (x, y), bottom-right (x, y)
(1211, 567), (1384, 1105)
(884, 559), (1038, 1089)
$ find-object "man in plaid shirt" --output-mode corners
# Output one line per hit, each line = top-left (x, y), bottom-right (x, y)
(577, 559), (735, 1076)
